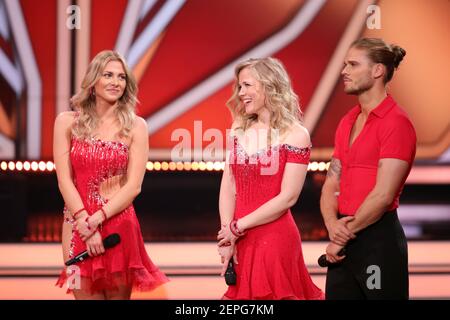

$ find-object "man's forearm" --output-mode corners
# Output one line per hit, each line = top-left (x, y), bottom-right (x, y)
(321, 157), (342, 229)
(320, 189), (339, 230)
(347, 190), (390, 233)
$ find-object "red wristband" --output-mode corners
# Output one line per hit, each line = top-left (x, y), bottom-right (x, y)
(230, 219), (246, 237)
(73, 207), (86, 219)
(100, 207), (108, 222)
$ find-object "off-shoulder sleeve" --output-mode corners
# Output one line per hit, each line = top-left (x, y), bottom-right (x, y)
(285, 144), (311, 164)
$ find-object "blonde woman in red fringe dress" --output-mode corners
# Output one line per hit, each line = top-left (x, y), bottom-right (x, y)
(217, 57), (324, 300)
(54, 50), (168, 299)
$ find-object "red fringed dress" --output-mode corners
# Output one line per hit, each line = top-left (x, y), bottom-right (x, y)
(56, 137), (168, 294)
(223, 136), (324, 300)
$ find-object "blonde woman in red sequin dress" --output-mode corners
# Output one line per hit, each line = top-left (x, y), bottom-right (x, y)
(217, 57), (323, 300)
(53, 50), (168, 299)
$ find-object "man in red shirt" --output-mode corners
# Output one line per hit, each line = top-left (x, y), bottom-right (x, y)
(320, 38), (416, 299)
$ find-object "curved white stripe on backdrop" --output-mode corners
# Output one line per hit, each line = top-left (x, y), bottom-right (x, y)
(0, 0), (10, 39)
(0, 133), (14, 159)
(115, 0), (144, 56)
(140, 0), (158, 21)
(127, 0), (187, 69)
(4, 0), (42, 159)
(0, 49), (23, 95)
(56, 0), (72, 115)
(145, 0), (327, 135)
(303, 0), (375, 132)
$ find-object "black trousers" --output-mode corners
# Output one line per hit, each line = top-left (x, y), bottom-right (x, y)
(325, 210), (409, 300)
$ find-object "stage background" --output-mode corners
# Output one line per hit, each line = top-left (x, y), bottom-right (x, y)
(0, 0), (448, 244)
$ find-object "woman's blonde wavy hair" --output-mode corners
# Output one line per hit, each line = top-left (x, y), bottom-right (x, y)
(70, 50), (138, 139)
(226, 57), (302, 136)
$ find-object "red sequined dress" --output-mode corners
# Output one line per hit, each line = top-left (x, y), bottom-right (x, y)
(223, 136), (324, 300)
(56, 137), (168, 294)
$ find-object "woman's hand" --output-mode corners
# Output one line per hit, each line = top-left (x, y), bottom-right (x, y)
(217, 223), (239, 247)
(73, 213), (96, 241)
(217, 243), (238, 277)
(85, 231), (105, 257)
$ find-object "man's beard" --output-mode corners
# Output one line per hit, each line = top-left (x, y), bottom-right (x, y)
(344, 79), (373, 95)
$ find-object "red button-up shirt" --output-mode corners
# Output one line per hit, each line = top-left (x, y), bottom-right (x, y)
(333, 95), (416, 215)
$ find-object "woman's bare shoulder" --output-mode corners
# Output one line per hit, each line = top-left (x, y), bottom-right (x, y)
(132, 116), (148, 132)
(229, 119), (243, 137)
(54, 111), (77, 129)
(281, 123), (311, 148)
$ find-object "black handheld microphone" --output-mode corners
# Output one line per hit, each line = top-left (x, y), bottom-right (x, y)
(318, 248), (346, 267)
(225, 260), (236, 285)
(65, 233), (121, 266)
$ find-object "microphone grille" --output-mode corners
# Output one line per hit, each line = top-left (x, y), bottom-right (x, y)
(103, 233), (121, 248)
(318, 254), (328, 267)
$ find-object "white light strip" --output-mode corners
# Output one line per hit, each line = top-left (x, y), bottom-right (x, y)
(406, 166), (450, 184)
(0, 133), (14, 159)
(304, 0), (375, 132)
(0, 49), (23, 94)
(140, 0), (158, 21)
(146, 0), (326, 134)
(437, 147), (450, 163)
(398, 205), (450, 222)
(5, 0), (42, 159)
(74, 0), (91, 93)
(127, 0), (186, 68)
(0, 0), (9, 39)
(0, 160), (330, 173)
(402, 225), (422, 238)
(56, 0), (71, 115)
(115, 0), (144, 56)
(1, 160), (449, 181)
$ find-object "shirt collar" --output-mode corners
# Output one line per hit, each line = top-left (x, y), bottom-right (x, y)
(347, 105), (361, 122)
(370, 95), (396, 118)
(347, 95), (396, 124)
